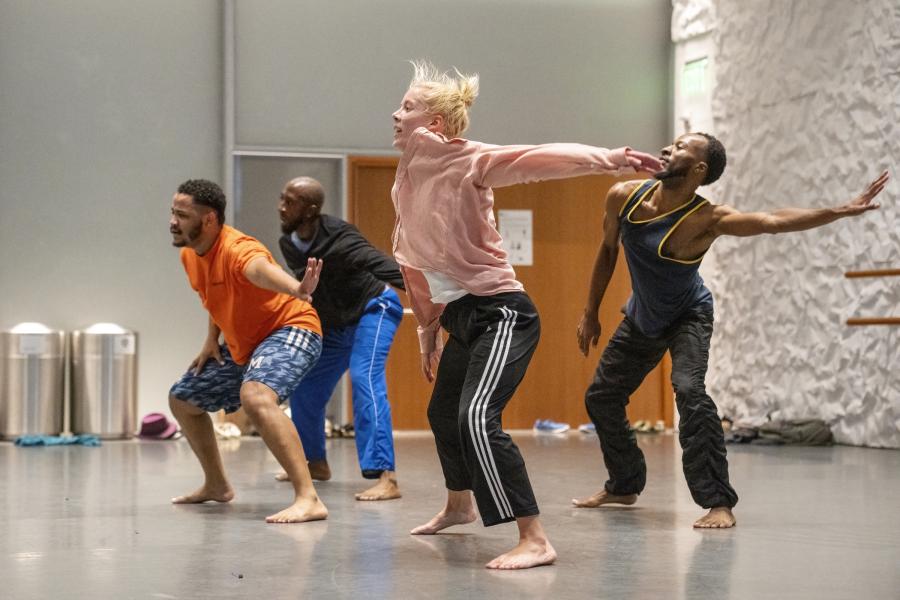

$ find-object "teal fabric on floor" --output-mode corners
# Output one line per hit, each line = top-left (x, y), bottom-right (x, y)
(14, 435), (101, 447)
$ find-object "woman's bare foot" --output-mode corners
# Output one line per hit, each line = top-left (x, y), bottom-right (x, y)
(486, 515), (556, 570)
(355, 471), (401, 501)
(693, 507), (736, 529)
(171, 483), (235, 504)
(275, 459), (331, 482)
(410, 507), (477, 534)
(265, 495), (329, 524)
(571, 489), (638, 508)
(412, 490), (477, 534)
(486, 539), (557, 570)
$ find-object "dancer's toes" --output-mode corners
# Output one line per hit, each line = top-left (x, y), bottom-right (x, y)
(571, 490), (637, 508)
(274, 471), (289, 482)
(486, 540), (557, 570)
(355, 472), (401, 501)
(693, 507), (736, 529)
(171, 484), (234, 504)
(265, 497), (328, 524)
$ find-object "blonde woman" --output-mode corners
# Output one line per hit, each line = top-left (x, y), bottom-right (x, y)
(390, 60), (661, 570)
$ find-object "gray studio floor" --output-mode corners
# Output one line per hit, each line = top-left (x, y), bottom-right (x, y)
(1, 431), (898, 599)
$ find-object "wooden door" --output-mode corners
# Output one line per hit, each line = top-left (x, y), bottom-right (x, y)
(348, 156), (673, 430)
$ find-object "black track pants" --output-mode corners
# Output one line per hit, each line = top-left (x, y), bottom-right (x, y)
(428, 292), (541, 526)
(584, 309), (738, 509)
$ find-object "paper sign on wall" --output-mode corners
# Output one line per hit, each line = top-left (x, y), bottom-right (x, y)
(498, 209), (533, 266)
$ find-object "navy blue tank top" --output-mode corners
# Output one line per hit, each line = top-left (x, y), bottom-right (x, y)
(619, 179), (713, 337)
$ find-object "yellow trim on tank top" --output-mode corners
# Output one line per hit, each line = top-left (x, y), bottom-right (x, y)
(656, 198), (710, 264)
(626, 181), (700, 224)
(618, 180), (652, 217)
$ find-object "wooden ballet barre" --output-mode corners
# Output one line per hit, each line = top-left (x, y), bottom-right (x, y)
(846, 317), (900, 326)
(844, 269), (900, 278)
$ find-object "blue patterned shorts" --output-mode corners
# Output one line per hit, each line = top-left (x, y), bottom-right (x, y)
(169, 326), (322, 414)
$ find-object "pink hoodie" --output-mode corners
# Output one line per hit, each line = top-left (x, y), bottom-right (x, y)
(392, 127), (635, 354)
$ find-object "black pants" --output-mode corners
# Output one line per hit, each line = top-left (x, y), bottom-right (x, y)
(585, 309), (738, 509)
(429, 292), (541, 526)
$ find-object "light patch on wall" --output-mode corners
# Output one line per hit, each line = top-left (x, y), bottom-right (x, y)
(682, 57), (708, 98)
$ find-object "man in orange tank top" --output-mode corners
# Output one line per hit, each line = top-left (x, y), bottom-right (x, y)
(168, 179), (327, 524)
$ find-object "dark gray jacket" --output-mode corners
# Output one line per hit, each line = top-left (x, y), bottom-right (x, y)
(279, 214), (404, 332)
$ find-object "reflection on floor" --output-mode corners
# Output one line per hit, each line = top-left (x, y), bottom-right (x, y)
(1, 432), (898, 599)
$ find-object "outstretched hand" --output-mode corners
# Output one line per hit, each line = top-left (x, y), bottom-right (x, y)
(297, 257), (323, 302)
(844, 170), (889, 216)
(577, 312), (601, 357)
(625, 149), (663, 174)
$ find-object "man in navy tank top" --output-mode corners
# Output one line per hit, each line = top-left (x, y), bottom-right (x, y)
(573, 132), (889, 528)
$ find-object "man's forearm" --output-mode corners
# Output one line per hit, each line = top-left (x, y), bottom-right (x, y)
(244, 257), (300, 297)
(765, 206), (846, 234)
(205, 316), (221, 342)
(584, 243), (618, 315)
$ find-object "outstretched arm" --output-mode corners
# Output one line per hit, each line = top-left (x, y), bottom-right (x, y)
(577, 182), (631, 356)
(470, 141), (662, 189)
(712, 171), (889, 237)
(244, 256), (323, 302)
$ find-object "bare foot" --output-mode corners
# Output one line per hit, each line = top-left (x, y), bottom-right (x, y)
(265, 496), (329, 524)
(171, 484), (235, 504)
(274, 459), (331, 482)
(693, 507), (736, 529)
(410, 507), (478, 534)
(355, 471), (401, 501)
(486, 539), (557, 570)
(571, 489), (638, 508)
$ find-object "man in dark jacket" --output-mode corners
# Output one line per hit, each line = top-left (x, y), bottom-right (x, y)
(278, 176), (405, 500)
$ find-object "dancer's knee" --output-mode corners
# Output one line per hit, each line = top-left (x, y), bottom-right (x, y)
(426, 398), (454, 435)
(584, 383), (623, 419)
(239, 387), (276, 421)
(671, 369), (708, 400)
(169, 394), (201, 416)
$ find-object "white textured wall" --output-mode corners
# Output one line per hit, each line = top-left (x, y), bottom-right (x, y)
(674, 0), (900, 447)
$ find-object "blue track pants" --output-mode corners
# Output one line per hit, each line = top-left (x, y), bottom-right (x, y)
(289, 287), (402, 478)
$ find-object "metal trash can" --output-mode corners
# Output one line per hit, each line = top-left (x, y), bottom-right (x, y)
(0, 323), (66, 439)
(71, 323), (138, 439)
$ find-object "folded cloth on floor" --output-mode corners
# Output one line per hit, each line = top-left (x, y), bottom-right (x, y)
(724, 419), (834, 446)
(14, 435), (101, 447)
(755, 418), (834, 446)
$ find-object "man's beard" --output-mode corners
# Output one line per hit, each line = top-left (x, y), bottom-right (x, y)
(280, 214), (307, 235)
(653, 163), (689, 181)
(171, 221), (203, 247)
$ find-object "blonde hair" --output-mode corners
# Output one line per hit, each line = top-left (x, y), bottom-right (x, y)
(408, 59), (479, 138)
